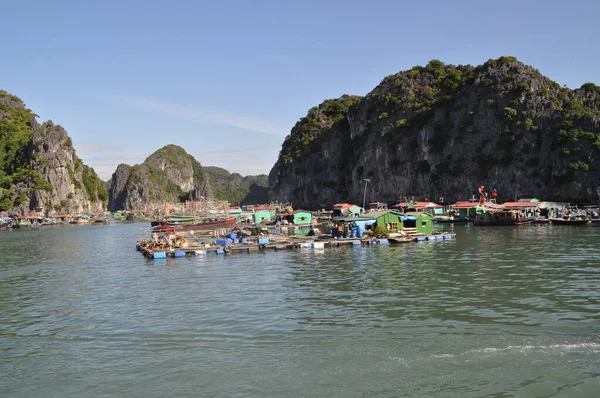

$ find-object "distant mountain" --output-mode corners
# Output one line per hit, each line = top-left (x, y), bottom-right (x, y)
(269, 57), (600, 208)
(0, 90), (107, 215)
(107, 144), (212, 211)
(203, 166), (269, 205)
(107, 145), (269, 211)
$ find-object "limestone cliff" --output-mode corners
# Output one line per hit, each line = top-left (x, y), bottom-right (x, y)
(269, 57), (600, 208)
(0, 90), (107, 215)
(108, 145), (213, 211)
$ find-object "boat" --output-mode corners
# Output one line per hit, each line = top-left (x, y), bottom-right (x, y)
(531, 218), (551, 224)
(549, 217), (590, 225)
(473, 210), (533, 226)
(151, 216), (237, 232)
(432, 214), (468, 223)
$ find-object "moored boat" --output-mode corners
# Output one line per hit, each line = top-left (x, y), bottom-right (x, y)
(531, 218), (551, 224)
(549, 217), (590, 225)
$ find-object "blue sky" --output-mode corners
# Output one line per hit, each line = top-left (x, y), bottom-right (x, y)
(3, 0), (599, 180)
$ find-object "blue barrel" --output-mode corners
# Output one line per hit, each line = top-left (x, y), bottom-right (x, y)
(241, 237), (247, 243)
(229, 232), (237, 240)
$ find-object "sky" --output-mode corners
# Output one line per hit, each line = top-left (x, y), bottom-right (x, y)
(3, 0), (599, 180)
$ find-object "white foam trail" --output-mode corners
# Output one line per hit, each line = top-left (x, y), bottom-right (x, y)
(429, 343), (600, 359)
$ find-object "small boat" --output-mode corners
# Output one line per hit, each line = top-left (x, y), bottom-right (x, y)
(549, 217), (590, 225)
(432, 215), (468, 223)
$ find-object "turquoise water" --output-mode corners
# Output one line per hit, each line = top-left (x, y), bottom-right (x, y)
(1, 222), (600, 397)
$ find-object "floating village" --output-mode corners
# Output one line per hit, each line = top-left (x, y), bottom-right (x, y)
(3, 190), (600, 259)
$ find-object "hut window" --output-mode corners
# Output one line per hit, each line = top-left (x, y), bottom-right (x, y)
(390, 222), (398, 230)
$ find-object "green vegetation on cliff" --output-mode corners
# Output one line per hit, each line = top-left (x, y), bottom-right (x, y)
(0, 90), (107, 213)
(0, 91), (50, 210)
(108, 145), (269, 210)
(270, 57), (600, 207)
(204, 166), (268, 205)
(279, 94), (361, 165)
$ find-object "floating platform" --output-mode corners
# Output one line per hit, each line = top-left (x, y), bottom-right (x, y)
(137, 233), (455, 260)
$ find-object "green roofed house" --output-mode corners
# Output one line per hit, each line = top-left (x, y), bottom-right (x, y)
(281, 210), (312, 225)
(400, 212), (433, 234)
(414, 212), (433, 234)
(367, 210), (404, 232)
(253, 205), (277, 224)
(254, 209), (272, 224)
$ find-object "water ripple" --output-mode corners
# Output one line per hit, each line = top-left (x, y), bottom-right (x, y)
(1, 223), (600, 396)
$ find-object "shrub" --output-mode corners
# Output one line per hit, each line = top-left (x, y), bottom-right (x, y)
(373, 226), (389, 238)
(497, 56), (518, 63)
(504, 107), (517, 121)
(568, 161), (589, 171)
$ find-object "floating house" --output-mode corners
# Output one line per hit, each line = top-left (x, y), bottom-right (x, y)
(280, 210), (312, 225)
(413, 212), (433, 234)
(501, 200), (540, 218)
(332, 203), (363, 217)
(366, 210), (403, 232)
(449, 201), (489, 221)
(502, 199), (567, 218)
(400, 212), (433, 234)
(254, 209), (272, 224)
(253, 205), (277, 224)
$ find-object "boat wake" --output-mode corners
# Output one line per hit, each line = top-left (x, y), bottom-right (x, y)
(430, 342), (600, 359)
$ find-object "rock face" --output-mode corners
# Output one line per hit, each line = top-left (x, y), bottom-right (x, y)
(108, 145), (213, 211)
(269, 57), (600, 208)
(0, 91), (107, 215)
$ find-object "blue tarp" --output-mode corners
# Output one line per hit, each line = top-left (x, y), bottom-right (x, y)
(399, 215), (417, 221)
(353, 220), (376, 228)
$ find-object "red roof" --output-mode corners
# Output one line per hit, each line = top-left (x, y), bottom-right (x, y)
(413, 201), (442, 209)
(392, 202), (410, 207)
(502, 201), (539, 208)
(18, 215), (41, 219)
(333, 203), (352, 208)
(450, 201), (481, 209)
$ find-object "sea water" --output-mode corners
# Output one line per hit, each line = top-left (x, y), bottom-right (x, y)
(1, 222), (599, 397)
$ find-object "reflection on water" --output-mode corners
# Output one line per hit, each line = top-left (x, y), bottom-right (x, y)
(1, 223), (600, 397)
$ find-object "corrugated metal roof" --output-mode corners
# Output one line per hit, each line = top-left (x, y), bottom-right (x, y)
(363, 210), (403, 218)
(502, 201), (539, 208)
(450, 201), (481, 209)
